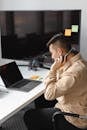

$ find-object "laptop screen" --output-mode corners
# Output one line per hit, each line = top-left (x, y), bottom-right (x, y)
(0, 61), (23, 87)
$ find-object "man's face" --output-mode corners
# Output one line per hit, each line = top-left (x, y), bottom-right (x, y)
(49, 44), (60, 61)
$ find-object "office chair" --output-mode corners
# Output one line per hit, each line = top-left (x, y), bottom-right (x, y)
(52, 110), (87, 130)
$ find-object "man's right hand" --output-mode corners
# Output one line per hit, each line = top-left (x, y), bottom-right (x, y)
(51, 58), (61, 71)
(51, 55), (67, 71)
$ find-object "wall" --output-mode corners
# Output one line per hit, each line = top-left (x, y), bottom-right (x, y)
(0, 28), (1, 58)
(0, 0), (87, 59)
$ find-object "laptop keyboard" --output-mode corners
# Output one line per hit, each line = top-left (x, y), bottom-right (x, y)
(20, 80), (42, 92)
(11, 79), (31, 88)
(10, 79), (42, 92)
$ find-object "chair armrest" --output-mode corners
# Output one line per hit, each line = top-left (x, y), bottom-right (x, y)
(52, 110), (87, 122)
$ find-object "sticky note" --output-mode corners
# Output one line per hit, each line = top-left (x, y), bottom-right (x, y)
(64, 29), (72, 36)
(71, 25), (79, 32)
(30, 75), (40, 80)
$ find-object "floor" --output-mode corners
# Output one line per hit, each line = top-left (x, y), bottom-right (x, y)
(1, 102), (35, 130)
(2, 111), (27, 130)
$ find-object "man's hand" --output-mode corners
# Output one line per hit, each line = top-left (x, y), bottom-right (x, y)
(51, 58), (62, 71)
(51, 56), (67, 71)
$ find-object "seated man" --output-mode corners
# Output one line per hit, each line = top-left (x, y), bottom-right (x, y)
(24, 33), (87, 130)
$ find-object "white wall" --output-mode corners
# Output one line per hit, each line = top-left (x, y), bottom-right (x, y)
(0, 28), (1, 58)
(0, 0), (87, 59)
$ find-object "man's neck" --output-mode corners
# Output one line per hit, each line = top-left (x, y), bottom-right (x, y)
(67, 53), (75, 61)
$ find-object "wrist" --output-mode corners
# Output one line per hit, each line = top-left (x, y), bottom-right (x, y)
(50, 67), (57, 73)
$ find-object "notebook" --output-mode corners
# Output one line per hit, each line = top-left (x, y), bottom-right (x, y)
(0, 61), (41, 92)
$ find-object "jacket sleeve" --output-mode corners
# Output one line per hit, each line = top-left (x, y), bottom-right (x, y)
(44, 65), (82, 100)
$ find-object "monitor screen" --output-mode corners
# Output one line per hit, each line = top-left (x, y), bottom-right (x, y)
(0, 10), (81, 60)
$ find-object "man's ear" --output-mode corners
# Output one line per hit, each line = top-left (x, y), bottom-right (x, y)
(57, 48), (63, 56)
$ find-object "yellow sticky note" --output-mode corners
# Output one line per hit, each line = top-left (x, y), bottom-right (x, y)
(64, 29), (72, 36)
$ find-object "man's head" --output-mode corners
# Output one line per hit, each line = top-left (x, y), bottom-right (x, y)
(47, 33), (72, 61)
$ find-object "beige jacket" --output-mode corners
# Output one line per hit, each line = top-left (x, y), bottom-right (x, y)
(44, 53), (87, 128)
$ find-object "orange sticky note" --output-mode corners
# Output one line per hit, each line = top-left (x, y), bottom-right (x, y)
(64, 29), (72, 36)
(30, 75), (40, 80)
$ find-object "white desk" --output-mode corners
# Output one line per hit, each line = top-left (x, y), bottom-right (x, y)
(0, 59), (49, 125)
(0, 83), (45, 125)
(18, 66), (49, 81)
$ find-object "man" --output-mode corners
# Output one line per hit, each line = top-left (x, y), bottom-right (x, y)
(24, 34), (87, 130)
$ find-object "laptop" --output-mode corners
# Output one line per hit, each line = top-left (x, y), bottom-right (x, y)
(0, 61), (42, 92)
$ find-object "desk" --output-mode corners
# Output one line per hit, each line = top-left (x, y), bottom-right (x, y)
(18, 66), (49, 81)
(0, 59), (49, 125)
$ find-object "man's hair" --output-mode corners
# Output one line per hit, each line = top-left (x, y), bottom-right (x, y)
(47, 33), (72, 52)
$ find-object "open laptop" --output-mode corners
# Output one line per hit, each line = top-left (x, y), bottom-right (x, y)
(0, 61), (42, 92)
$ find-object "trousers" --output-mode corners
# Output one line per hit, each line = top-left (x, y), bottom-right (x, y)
(23, 108), (85, 130)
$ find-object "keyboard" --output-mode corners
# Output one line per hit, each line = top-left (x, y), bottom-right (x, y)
(9, 79), (42, 92)
(20, 80), (41, 92)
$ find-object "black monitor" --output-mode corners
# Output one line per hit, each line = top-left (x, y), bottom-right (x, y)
(0, 10), (81, 60)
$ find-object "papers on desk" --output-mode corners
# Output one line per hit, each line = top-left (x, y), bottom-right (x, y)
(0, 77), (9, 93)
(0, 87), (9, 93)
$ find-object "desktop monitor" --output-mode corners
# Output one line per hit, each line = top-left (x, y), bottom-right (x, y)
(0, 10), (81, 60)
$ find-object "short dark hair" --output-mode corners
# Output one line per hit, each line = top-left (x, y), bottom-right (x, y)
(47, 33), (72, 52)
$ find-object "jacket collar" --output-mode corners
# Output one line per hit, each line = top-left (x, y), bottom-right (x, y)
(62, 53), (81, 72)
(69, 53), (81, 64)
